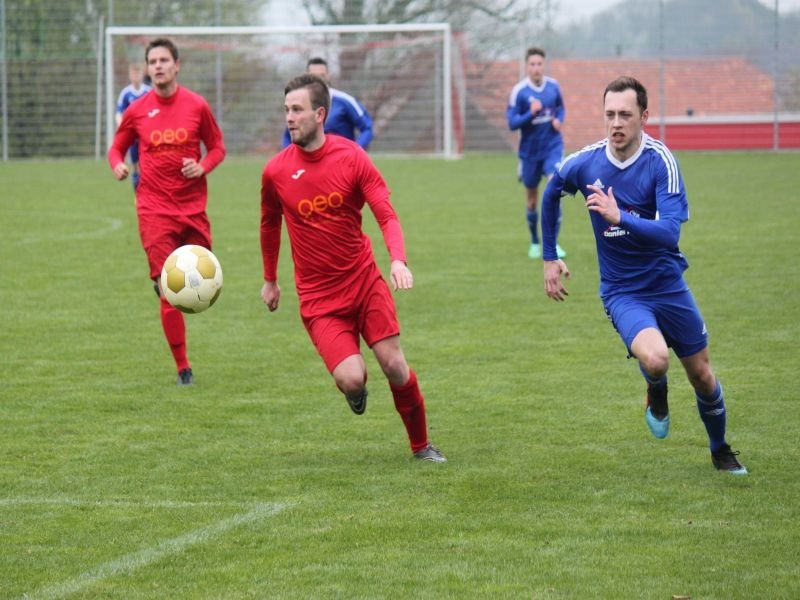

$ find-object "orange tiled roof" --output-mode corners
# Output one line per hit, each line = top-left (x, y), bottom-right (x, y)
(466, 57), (774, 152)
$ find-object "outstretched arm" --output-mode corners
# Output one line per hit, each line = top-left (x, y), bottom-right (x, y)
(260, 171), (283, 289)
(358, 150), (407, 268)
(541, 174), (564, 261)
(553, 85), (566, 130)
(198, 103), (226, 175)
(107, 111), (135, 178)
(541, 175), (571, 300)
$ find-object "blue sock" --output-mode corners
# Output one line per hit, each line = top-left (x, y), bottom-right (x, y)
(639, 363), (667, 390)
(527, 209), (538, 244)
(132, 171), (140, 190)
(696, 380), (727, 452)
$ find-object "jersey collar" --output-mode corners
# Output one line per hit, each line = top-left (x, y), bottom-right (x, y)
(526, 77), (547, 93)
(605, 132), (649, 169)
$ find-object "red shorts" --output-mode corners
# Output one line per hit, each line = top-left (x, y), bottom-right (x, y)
(300, 265), (400, 373)
(137, 212), (212, 280)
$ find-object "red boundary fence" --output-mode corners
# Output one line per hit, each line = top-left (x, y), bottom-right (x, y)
(644, 119), (800, 150)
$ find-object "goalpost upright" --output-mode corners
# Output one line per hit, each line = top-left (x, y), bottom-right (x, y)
(105, 23), (456, 158)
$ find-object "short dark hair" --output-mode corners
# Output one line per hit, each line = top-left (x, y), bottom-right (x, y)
(146, 38), (179, 62)
(285, 74), (331, 120)
(604, 76), (648, 112)
(306, 57), (328, 69)
(526, 47), (546, 60)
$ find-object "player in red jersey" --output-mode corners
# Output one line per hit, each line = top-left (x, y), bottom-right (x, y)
(260, 74), (446, 462)
(108, 38), (226, 386)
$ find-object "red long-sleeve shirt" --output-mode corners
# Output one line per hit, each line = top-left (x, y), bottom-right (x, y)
(260, 135), (406, 301)
(108, 86), (225, 216)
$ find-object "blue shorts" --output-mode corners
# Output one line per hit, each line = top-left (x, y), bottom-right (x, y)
(519, 146), (563, 189)
(603, 289), (708, 358)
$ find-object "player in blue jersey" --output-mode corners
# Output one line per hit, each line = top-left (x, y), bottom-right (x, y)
(507, 47), (566, 260)
(541, 76), (747, 475)
(281, 57), (373, 150)
(115, 63), (152, 190)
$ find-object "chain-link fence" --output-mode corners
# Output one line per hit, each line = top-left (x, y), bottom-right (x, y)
(1, 0), (798, 159)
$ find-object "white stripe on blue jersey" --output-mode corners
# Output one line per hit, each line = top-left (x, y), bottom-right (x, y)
(559, 139), (607, 174)
(331, 88), (365, 117)
(508, 75), (559, 106)
(644, 136), (681, 194)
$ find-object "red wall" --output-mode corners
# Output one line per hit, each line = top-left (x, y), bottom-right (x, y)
(644, 122), (800, 150)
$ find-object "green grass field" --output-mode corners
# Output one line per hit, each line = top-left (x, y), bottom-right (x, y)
(1, 152), (798, 598)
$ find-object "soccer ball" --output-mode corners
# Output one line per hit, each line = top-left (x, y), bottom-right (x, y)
(160, 245), (223, 313)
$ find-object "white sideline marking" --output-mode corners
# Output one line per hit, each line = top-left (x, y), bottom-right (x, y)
(1, 496), (259, 509)
(16, 500), (289, 600)
(19, 216), (123, 244)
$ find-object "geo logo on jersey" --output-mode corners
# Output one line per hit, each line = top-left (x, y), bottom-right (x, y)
(150, 128), (189, 146)
(297, 191), (344, 219)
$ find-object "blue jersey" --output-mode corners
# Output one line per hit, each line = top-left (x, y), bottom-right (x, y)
(283, 87), (374, 149)
(116, 83), (151, 116)
(541, 134), (690, 299)
(507, 76), (565, 159)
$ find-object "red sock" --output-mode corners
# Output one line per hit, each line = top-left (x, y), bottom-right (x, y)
(159, 297), (189, 372)
(390, 369), (428, 453)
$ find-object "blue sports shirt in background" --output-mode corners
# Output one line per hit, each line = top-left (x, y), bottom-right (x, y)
(507, 76), (565, 159)
(541, 133), (690, 299)
(116, 83), (151, 118)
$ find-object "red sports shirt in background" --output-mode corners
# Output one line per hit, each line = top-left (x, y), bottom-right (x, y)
(108, 86), (225, 216)
(260, 135), (406, 300)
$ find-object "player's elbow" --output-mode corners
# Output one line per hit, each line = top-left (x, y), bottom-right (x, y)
(663, 220), (681, 247)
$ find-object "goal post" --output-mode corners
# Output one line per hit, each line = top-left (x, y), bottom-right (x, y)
(105, 24), (461, 158)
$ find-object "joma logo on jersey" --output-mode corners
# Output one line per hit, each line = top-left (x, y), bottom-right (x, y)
(297, 192), (344, 219)
(150, 128), (189, 146)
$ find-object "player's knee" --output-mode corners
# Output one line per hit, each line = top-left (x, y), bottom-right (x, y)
(686, 365), (715, 394)
(379, 354), (409, 384)
(638, 350), (669, 378)
(334, 370), (365, 398)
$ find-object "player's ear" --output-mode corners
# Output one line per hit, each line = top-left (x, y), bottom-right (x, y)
(641, 108), (649, 126)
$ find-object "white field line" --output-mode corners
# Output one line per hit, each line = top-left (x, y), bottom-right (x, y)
(13, 498), (290, 600)
(1, 496), (261, 509)
(18, 216), (123, 245)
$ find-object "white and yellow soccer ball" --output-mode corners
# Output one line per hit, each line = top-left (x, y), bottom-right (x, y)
(160, 245), (223, 313)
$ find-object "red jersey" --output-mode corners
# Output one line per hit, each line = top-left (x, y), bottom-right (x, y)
(260, 135), (406, 300)
(108, 86), (225, 216)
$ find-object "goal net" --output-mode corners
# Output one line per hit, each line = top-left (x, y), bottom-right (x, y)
(105, 24), (462, 158)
